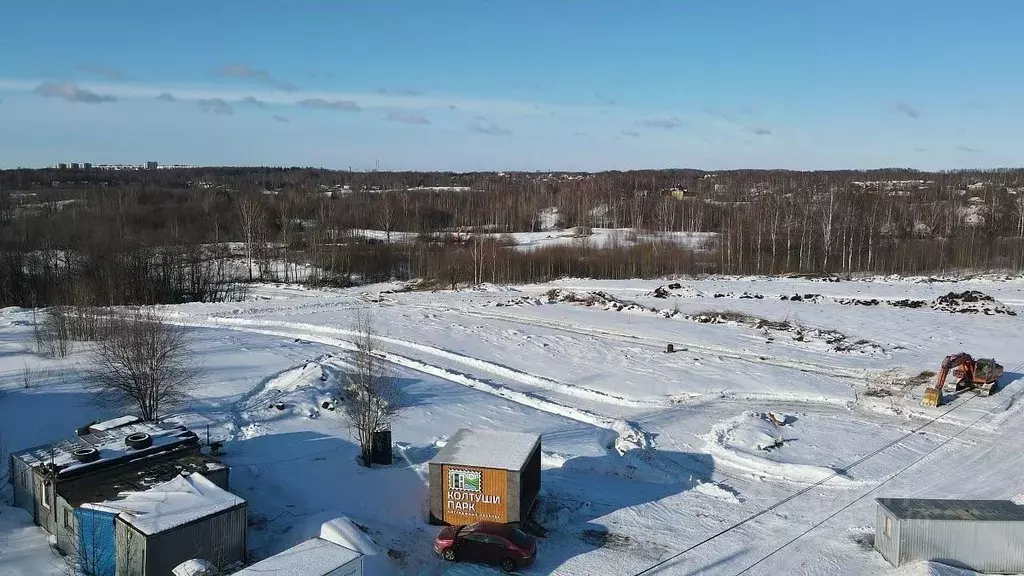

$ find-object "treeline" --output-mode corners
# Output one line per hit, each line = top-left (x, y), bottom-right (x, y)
(1, 167), (1023, 307)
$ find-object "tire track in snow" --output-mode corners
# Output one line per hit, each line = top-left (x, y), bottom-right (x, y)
(196, 315), (660, 409)
(160, 315), (648, 452)
(417, 303), (874, 381)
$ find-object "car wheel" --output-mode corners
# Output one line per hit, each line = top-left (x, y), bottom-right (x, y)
(500, 558), (518, 573)
(442, 548), (456, 562)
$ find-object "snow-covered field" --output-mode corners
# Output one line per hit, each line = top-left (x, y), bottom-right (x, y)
(2, 275), (1024, 575)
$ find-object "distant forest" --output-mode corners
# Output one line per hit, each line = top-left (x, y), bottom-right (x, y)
(1, 166), (1023, 307)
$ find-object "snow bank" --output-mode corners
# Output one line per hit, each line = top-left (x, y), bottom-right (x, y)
(171, 559), (215, 576)
(320, 517), (382, 556)
(0, 506), (63, 576)
(703, 412), (863, 486)
(694, 481), (742, 504)
(82, 473), (244, 536)
(320, 517), (396, 576)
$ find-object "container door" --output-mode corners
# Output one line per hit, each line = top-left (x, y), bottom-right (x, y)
(74, 507), (117, 576)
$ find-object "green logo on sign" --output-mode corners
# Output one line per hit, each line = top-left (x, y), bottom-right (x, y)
(449, 469), (482, 492)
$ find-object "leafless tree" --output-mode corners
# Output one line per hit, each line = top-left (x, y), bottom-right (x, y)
(376, 192), (397, 244)
(340, 312), (405, 467)
(21, 362), (36, 389)
(89, 309), (200, 422)
(39, 306), (73, 358)
(236, 195), (265, 282)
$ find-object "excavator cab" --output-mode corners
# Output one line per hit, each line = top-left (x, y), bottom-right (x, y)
(974, 358), (1003, 396)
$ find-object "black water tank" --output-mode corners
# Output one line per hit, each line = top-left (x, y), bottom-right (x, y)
(371, 430), (393, 465)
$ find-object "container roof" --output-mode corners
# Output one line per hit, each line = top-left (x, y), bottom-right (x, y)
(231, 538), (361, 576)
(81, 473), (244, 536)
(430, 429), (541, 471)
(14, 416), (201, 478)
(60, 453), (226, 507)
(877, 498), (1024, 521)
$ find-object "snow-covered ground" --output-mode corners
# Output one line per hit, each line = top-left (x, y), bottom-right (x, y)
(2, 274), (1024, 575)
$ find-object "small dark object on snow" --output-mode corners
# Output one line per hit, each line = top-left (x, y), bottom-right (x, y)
(319, 374), (328, 381)
(668, 283), (682, 289)
(273, 403), (288, 411)
(371, 429), (392, 465)
(891, 299), (927, 309)
(666, 343), (674, 353)
(209, 441), (223, 456)
(125, 432), (153, 450)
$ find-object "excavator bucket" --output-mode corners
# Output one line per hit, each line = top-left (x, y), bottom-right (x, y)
(921, 386), (942, 407)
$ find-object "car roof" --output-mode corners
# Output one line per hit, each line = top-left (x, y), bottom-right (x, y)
(466, 522), (526, 537)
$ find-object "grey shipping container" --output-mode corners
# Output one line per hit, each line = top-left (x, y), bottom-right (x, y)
(875, 498), (1024, 573)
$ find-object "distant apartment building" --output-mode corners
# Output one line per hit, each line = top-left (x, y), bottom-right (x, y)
(146, 161), (158, 169)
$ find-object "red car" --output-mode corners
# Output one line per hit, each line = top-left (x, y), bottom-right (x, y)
(433, 521), (537, 572)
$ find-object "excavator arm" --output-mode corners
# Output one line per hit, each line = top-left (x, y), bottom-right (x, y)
(924, 353), (974, 407)
(936, 353), (974, 390)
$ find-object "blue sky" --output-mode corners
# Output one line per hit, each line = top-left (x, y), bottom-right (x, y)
(1, 1), (1022, 171)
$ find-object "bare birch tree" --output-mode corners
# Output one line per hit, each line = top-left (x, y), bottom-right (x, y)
(89, 309), (199, 421)
(236, 196), (265, 282)
(340, 312), (405, 467)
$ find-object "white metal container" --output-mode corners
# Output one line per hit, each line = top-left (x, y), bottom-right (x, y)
(875, 498), (1024, 573)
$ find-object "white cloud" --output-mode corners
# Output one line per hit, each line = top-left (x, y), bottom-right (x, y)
(33, 81), (116, 104)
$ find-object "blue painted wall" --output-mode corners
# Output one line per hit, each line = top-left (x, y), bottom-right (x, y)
(74, 507), (117, 576)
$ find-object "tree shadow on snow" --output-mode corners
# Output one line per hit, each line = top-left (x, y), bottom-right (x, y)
(0, 389), (112, 452)
(527, 450), (726, 574)
(220, 429), (429, 573)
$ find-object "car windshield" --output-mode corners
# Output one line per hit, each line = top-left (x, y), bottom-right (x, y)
(508, 528), (533, 548)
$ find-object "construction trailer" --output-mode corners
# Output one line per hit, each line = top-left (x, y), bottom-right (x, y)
(875, 498), (1024, 572)
(428, 429), (541, 526)
(78, 473), (247, 576)
(231, 538), (363, 576)
(8, 415), (228, 559)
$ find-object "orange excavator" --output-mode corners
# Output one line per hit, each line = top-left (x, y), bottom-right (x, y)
(921, 352), (1003, 407)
